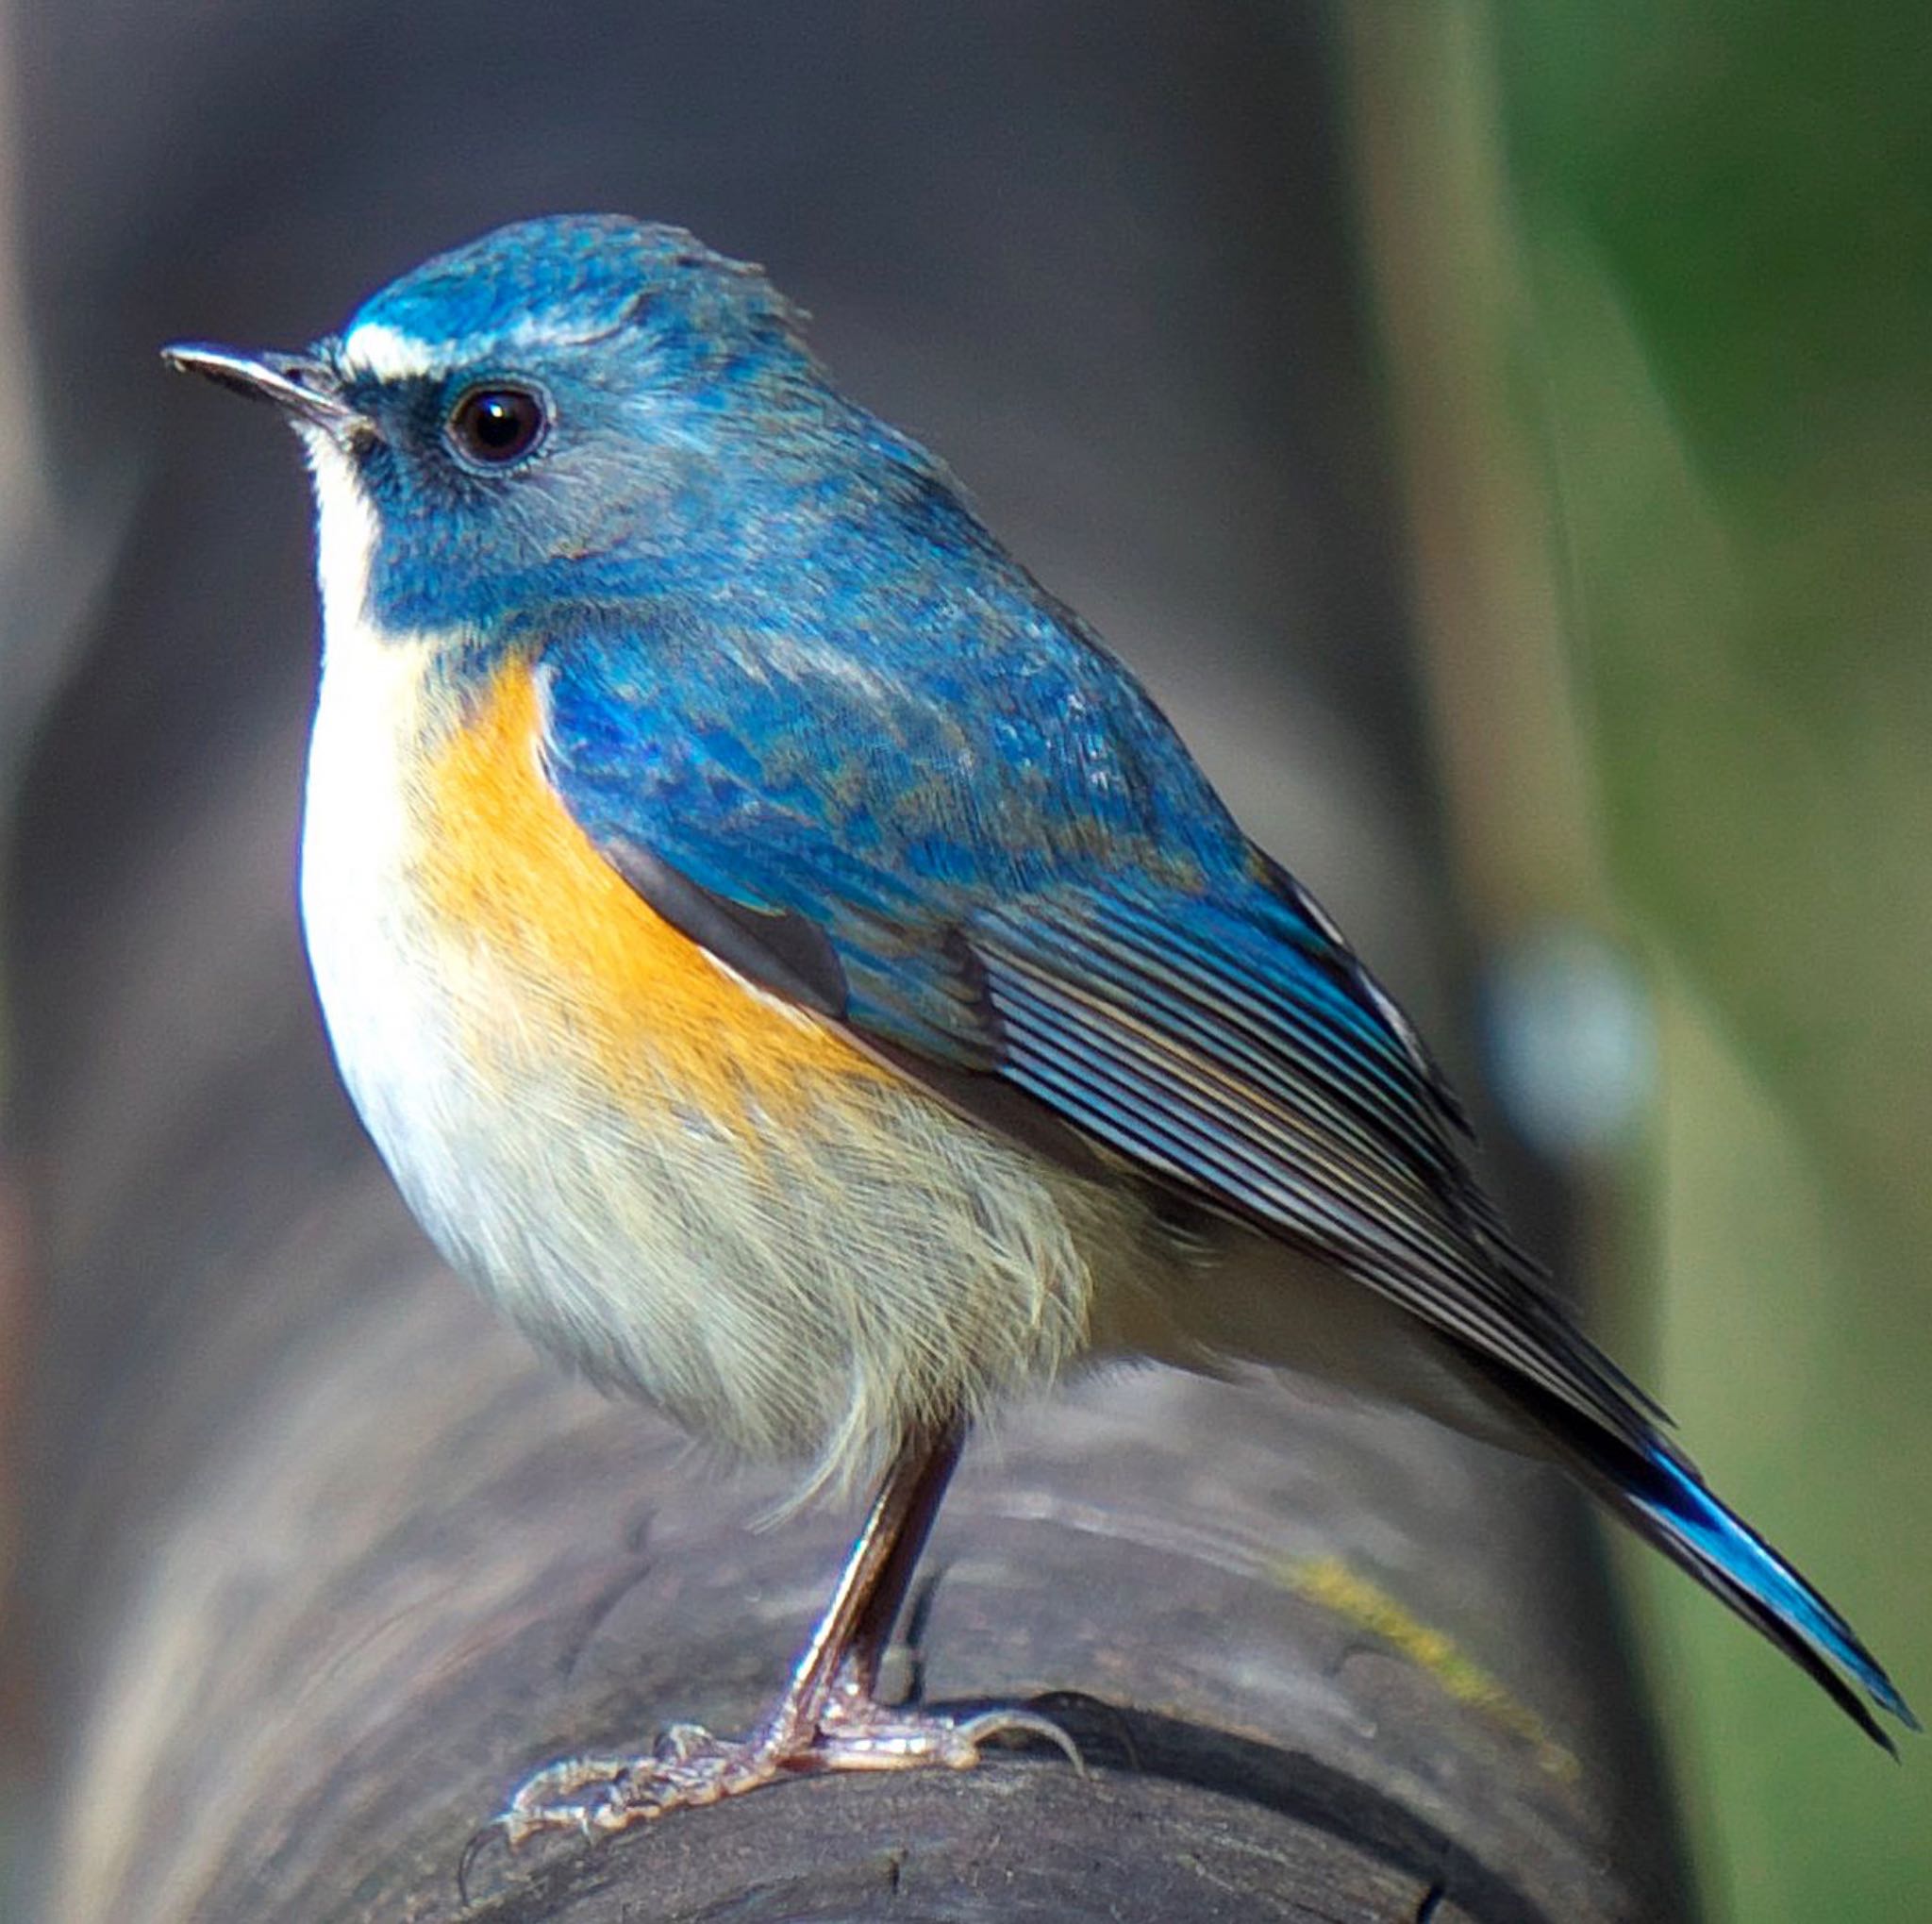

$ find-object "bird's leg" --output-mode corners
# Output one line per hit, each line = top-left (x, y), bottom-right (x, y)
(765, 1416), (964, 1743)
(475, 1419), (1077, 1867)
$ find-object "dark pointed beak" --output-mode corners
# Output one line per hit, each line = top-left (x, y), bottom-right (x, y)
(160, 342), (364, 434)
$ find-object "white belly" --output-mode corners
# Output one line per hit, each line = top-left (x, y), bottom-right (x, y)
(297, 618), (1154, 1489)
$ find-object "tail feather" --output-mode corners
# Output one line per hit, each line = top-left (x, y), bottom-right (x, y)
(1592, 1438), (1915, 1750)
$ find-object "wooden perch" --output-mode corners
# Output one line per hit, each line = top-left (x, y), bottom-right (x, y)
(29, 1236), (1694, 1920)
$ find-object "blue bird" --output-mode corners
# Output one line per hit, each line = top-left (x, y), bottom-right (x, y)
(162, 214), (1913, 1847)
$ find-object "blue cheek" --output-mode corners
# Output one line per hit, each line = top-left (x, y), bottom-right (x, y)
(358, 438), (529, 632)
(367, 520), (479, 630)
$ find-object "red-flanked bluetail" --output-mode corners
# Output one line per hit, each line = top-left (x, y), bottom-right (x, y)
(162, 214), (1914, 1856)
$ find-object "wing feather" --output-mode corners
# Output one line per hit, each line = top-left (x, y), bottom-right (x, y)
(969, 898), (1657, 1442)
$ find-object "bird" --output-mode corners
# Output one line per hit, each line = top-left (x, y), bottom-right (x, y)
(161, 213), (1913, 1848)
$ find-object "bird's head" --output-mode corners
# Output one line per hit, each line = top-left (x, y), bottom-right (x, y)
(163, 214), (891, 644)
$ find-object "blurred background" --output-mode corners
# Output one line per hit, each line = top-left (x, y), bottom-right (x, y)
(1344, 9), (1932, 1918)
(1, 4), (1925, 1919)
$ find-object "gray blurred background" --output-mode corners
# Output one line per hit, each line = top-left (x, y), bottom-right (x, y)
(1, 4), (1925, 1919)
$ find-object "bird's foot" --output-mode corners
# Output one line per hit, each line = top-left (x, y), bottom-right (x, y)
(459, 1696), (1078, 1893)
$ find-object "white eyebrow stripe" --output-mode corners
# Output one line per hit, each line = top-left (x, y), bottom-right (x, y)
(337, 321), (452, 380)
(339, 312), (638, 387)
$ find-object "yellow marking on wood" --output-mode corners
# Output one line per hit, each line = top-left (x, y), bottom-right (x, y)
(418, 660), (890, 1130)
(1285, 1555), (1580, 1781)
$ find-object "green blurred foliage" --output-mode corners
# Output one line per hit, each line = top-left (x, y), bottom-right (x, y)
(1489, 7), (1932, 1918)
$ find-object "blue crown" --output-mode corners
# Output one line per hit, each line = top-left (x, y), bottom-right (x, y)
(334, 214), (806, 379)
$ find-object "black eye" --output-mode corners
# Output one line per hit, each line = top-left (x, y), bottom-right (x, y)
(445, 384), (547, 467)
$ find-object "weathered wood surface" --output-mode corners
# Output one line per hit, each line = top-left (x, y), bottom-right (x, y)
(20, 1204), (1688, 1922)
(4, 6), (1691, 1918)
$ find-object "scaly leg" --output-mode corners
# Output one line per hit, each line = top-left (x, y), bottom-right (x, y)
(759, 1417), (964, 1748)
(472, 1421), (1077, 1872)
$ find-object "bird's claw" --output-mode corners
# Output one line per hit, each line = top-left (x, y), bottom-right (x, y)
(455, 1700), (1080, 1900)
(950, 1703), (1087, 1775)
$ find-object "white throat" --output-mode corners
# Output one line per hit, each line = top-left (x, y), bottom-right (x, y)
(298, 427), (383, 646)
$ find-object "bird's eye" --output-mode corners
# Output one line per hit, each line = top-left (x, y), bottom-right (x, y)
(445, 384), (548, 467)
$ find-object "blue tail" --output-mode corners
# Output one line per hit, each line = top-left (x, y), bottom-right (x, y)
(1615, 1446), (1917, 1750)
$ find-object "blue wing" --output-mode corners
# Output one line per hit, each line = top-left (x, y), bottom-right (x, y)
(541, 599), (1641, 1443)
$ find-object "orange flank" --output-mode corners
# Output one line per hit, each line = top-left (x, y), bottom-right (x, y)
(418, 658), (890, 1133)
